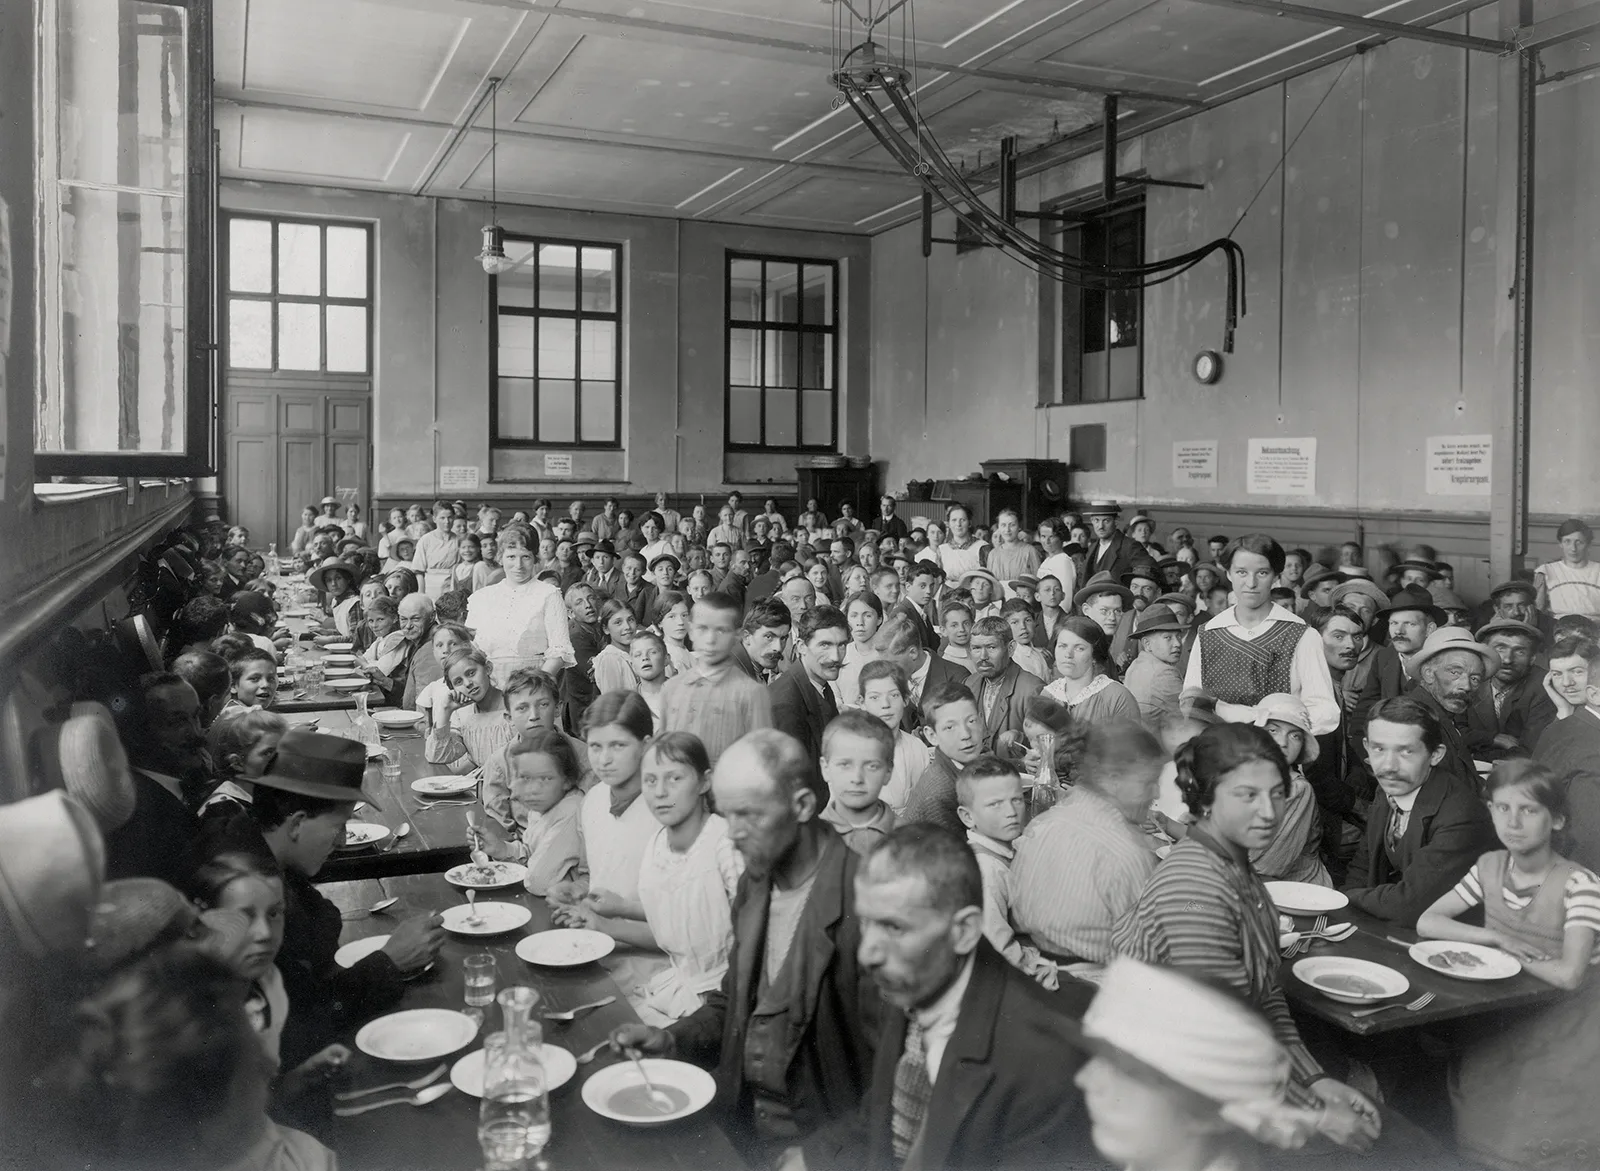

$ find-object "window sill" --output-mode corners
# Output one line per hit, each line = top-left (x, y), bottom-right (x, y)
(34, 478), (191, 506)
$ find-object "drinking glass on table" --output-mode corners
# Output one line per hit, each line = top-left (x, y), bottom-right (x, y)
(464, 953), (497, 1028)
(302, 658), (324, 694)
(380, 754), (402, 784)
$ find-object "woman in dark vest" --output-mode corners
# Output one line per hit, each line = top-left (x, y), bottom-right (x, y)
(1179, 533), (1341, 736)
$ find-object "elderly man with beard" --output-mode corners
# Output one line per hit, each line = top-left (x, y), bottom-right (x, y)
(104, 672), (209, 886)
(370, 592), (442, 710)
(1469, 619), (1556, 757)
(611, 730), (881, 1165)
(798, 825), (1095, 1171)
(1409, 627), (1499, 782)
(1343, 697), (1496, 926)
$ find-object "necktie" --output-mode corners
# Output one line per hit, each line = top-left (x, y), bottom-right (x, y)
(1386, 805), (1408, 857)
(890, 1018), (932, 1163)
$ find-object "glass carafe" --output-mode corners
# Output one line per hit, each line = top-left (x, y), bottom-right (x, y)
(1028, 731), (1061, 821)
(478, 986), (550, 1170)
(352, 691), (380, 754)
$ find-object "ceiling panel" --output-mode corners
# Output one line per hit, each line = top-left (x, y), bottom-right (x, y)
(465, 138), (749, 208)
(243, 0), (472, 109)
(517, 33), (835, 151)
(740, 174), (916, 226)
(236, 109), (420, 181)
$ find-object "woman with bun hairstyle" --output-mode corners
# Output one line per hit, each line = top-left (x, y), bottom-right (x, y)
(1113, 722), (1381, 1153)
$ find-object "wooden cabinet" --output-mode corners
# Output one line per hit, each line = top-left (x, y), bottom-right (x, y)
(797, 464), (878, 523)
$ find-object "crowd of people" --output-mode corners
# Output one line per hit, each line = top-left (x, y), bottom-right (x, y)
(5, 490), (1600, 1171)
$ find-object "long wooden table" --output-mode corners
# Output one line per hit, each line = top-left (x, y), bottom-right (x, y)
(320, 873), (747, 1171)
(275, 610), (381, 713)
(1278, 905), (1567, 1036)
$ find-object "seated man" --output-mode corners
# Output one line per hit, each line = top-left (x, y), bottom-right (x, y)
(104, 672), (209, 887)
(1344, 697), (1496, 926)
(1349, 586), (1442, 749)
(1470, 619), (1556, 757)
(1536, 636), (1600, 871)
(612, 731), (880, 1164)
(963, 617), (1043, 755)
(801, 824), (1095, 1171)
(1407, 627), (1498, 781)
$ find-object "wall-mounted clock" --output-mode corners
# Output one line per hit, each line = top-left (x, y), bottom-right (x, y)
(1193, 350), (1223, 385)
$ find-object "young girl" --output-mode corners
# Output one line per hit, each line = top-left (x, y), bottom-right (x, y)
(476, 729), (584, 897)
(426, 646), (515, 777)
(221, 648), (278, 718)
(353, 592), (398, 655)
(1418, 759), (1600, 1170)
(653, 590), (694, 677)
(201, 709), (288, 820)
(341, 502), (366, 542)
(474, 533), (505, 591)
(841, 564), (870, 601)
(630, 631), (669, 725)
(1001, 598), (1053, 682)
(577, 733), (741, 1026)
(1246, 695), (1330, 886)
(289, 506), (318, 556)
(452, 533), (482, 594)
(836, 591), (883, 709)
(856, 660), (931, 816)
(481, 668), (590, 834)
(591, 599), (640, 695)
(383, 538), (417, 576)
(377, 508), (407, 560)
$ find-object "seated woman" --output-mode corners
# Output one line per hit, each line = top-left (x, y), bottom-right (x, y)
(1113, 722), (1380, 1153)
(425, 646), (515, 777)
(1076, 957), (1323, 1171)
(836, 590), (883, 709)
(1418, 759), (1600, 1170)
(289, 505), (318, 557)
(306, 559), (362, 640)
(1044, 616), (1142, 728)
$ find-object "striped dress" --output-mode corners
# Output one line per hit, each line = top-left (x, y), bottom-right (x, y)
(1113, 826), (1324, 1102)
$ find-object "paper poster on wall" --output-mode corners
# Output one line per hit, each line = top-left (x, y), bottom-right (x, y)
(1425, 435), (1492, 496)
(1172, 441), (1218, 489)
(438, 465), (480, 491)
(1247, 438), (1316, 495)
(543, 453), (573, 478)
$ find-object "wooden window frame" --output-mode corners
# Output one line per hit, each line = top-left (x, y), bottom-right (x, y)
(1057, 201), (1146, 407)
(724, 252), (840, 453)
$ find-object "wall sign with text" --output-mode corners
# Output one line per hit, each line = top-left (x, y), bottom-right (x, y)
(1246, 438), (1316, 495)
(1425, 435), (1491, 496)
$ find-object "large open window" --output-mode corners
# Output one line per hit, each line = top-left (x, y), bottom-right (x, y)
(725, 254), (838, 452)
(1058, 204), (1144, 404)
(34, 0), (214, 477)
(490, 238), (622, 448)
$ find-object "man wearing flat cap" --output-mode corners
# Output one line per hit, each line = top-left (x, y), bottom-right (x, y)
(1468, 620), (1556, 758)
(1407, 627), (1501, 784)
(1080, 503), (1144, 583)
(1349, 586), (1444, 749)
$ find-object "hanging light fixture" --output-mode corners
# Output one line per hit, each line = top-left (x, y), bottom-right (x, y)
(477, 77), (517, 275)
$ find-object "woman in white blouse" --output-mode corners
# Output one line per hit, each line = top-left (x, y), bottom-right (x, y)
(465, 525), (576, 688)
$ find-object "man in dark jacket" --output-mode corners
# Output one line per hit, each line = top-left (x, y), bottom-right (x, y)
(771, 608), (849, 801)
(1081, 503), (1143, 583)
(105, 672), (208, 887)
(803, 824), (1095, 1171)
(1344, 697), (1496, 926)
(1469, 619), (1557, 756)
(735, 599), (793, 685)
(612, 730), (881, 1165)
(964, 618), (1044, 755)
(892, 561), (946, 656)
(1348, 587), (1442, 751)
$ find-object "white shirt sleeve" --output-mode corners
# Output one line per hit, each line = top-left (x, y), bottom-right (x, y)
(542, 585), (576, 671)
(1290, 623), (1341, 735)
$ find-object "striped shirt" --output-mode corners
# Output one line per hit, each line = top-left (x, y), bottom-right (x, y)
(1113, 827), (1324, 1100)
(1454, 862), (1600, 963)
(1010, 786), (1156, 963)
(658, 661), (774, 765)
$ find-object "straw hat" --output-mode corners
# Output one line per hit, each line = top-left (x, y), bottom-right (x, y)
(308, 557), (364, 593)
(1073, 571), (1134, 609)
(31, 701), (136, 833)
(1410, 626), (1500, 680)
(958, 568), (1000, 592)
(1077, 957), (1320, 1151)
(0, 791), (105, 960)
(1237, 693), (1320, 763)
(84, 878), (199, 973)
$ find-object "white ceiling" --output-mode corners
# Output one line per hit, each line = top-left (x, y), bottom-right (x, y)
(215, 0), (1506, 233)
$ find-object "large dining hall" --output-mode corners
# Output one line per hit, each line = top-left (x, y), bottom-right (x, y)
(3, 0), (1599, 1168)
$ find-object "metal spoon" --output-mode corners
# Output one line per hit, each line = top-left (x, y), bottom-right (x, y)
(625, 1048), (674, 1113)
(333, 1082), (453, 1116)
(544, 994), (616, 1022)
(466, 889), (481, 926)
(341, 895), (399, 921)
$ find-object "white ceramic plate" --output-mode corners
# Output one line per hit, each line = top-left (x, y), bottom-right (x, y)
(326, 677), (370, 691)
(414, 775), (479, 797)
(323, 665), (361, 677)
(323, 642), (354, 652)
(1293, 956), (1410, 1005)
(323, 653), (357, 665)
(581, 1058), (716, 1126)
(1409, 940), (1521, 981)
(335, 934), (388, 968)
(374, 709), (425, 728)
(515, 928), (615, 967)
(339, 822), (391, 849)
(1265, 881), (1350, 916)
(446, 860), (528, 889)
(356, 1009), (479, 1063)
(441, 901), (533, 935)
(450, 1045), (576, 1097)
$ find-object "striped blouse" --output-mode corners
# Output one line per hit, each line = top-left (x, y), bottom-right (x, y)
(425, 703), (516, 775)
(1455, 861), (1600, 963)
(1113, 826), (1324, 1100)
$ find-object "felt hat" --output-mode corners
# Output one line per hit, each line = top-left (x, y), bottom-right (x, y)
(1007, 574), (1040, 593)
(1328, 579), (1388, 613)
(252, 729), (377, 805)
(31, 702), (136, 834)
(1375, 585), (1447, 629)
(1489, 579), (1537, 602)
(1410, 626), (1501, 680)
(1394, 558), (1440, 580)
(1154, 591), (1194, 614)
(1341, 565), (1374, 580)
(1121, 561), (1162, 588)
(1075, 958), (1319, 1151)
(84, 878), (199, 973)
(573, 531), (597, 550)
(1237, 693), (1319, 764)
(1475, 618), (1544, 648)
(1079, 501), (1121, 518)
(1073, 571), (1134, 609)
(0, 791), (105, 960)
(648, 553), (682, 574)
(308, 557), (364, 593)
(1132, 604), (1186, 638)
(1301, 565), (1347, 592)
(1154, 556), (1185, 576)
(1062, 542), (1086, 557)
(1432, 588), (1470, 615)
(590, 539), (616, 559)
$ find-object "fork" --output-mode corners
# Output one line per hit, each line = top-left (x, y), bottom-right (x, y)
(1286, 915), (1328, 958)
(334, 1062), (447, 1101)
(544, 995), (616, 1022)
(1350, 991), (1436, 1019)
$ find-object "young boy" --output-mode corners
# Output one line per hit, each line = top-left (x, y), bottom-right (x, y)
(482, 668), (590, 832)
(956, 756), (1057, 989)
(939, 599), (976, 669)
(902, 682), (984, 834)
(818, 711), (897, 855)
(630, 630), (669, 724)
(222, 647), (277, 717)
(1000, 598), (1052, 682)
(561, 582), (605, 732)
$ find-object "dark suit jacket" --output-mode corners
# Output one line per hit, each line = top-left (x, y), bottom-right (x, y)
(731, 640), (771, 684)
(900, 653), (967, 735)
(1469, 672), (1557, 757)
(770, 661), (839, 802)
(1088, 531), (1143, 582)
(104, 769), (201, 887)
(806, 941), (1095, 1171)
(1537, 709), (1600, 874)
(1343, 765), (1497, 926)
(891, 600), (941, 655)
(747, 569), (782, 606)
(964, 660), (1044, 754)
(1349, 644), (1409, 752)
(876, 515), (909, 542)
(561, 619), (604, 731)
(669, 827), (880, 1153)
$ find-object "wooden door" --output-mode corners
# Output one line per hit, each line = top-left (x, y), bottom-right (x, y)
(325, 394), (370, 519)
(226, 389), (279, 546)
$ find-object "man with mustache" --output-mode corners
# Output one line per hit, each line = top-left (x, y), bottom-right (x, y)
(1409, 627), (1500, 783)
(1343, 696), (1495, 926)
(1307, 606), (1370, 882)
(1469, 619), (1556, 758)
(1349, 586), (1443, 747)
(104, 672), (210, 887)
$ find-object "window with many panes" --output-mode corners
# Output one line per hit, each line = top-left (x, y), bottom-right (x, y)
(726, 255), (838, 451)
(225, 217), (372, 375)
(490, 239), (621, 448)
(1059, 205), (1144, 404)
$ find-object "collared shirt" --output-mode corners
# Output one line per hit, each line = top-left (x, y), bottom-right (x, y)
(908, 652), (933, 705)
(913, 952), (974, 1082)
(1181, 603), (1340, 735)
(1037, 553), (1077, 600)
(137, 768), (186, 802)
(465, 577), (577, 687)
(820, 798), (897, 855)
(659, 659), (774, 764)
